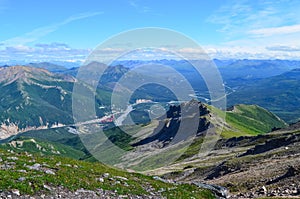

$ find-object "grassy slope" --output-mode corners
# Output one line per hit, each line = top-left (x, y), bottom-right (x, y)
(0, 148), (214, 198)
(1, 127), (84, 148)
(101, 103), (288, 170)
(222, 104), (287, 138)
(0, 137), (85, 160)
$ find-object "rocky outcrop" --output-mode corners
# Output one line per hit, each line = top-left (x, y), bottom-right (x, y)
(132, 100), (210, 147)
(240, 133), (300, 157)
(193, 182), (229, 199)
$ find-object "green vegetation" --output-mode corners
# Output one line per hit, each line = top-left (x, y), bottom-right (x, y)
(224, 104), (287, 137)
(104, 127), (135, 151)
(0, 137), (85, 159)
(0, 148), (215, 198)
(1, 102), (288, 171)
(206, 104), (287, 139)
(0, 127), (87, 155)
(176, 137), (204, 161)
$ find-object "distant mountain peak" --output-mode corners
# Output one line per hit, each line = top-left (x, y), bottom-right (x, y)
(0, 65), (76, 85)
(0, 65), (52, 84)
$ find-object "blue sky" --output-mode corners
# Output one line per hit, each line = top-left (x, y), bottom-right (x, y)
(1, 0), (300, 62)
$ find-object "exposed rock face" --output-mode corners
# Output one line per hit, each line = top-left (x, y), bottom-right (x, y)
(240, 133), (300, 157)
(0, 122), (63, 140)
(0, 123), (19, 139)
(193, 182), (229, 199)
(132, 100), (210, 147)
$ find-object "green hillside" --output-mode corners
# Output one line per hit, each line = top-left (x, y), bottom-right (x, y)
(0, 127), (88, 159)
(223, 104), (287, 138)
(0, 148), (214, 198)
(0, 137), (85, 159)
(0, 99), (292, 198)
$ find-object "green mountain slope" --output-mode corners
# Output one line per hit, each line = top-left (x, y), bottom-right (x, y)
(0, 137), (85, 159)
(223, 104), (287, 138)
(0, 127), (89, 159)
(0, 148), (214, 198)
(0, 66), (75, 128)
(0, 100), (292, 197)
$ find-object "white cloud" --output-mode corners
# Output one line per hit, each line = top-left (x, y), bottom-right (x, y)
(0, 11), (102, 62)
(206, 0), (300, 59)
(204, 45), (300, 60)
(207, 0), (300, 38)
(0, 43), (91, 62)
(266, 45), (300, 52)
(2, 43), (300, 62)
(5, 45), (35, 53)
(35, 42), (70, 49)
(248, 24), (300, 37)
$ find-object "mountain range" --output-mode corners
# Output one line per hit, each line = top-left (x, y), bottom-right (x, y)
(0, 60), (300, 198)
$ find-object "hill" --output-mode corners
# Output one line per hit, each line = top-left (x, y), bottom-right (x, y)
(74, 60), (300, 123)
(223, 104), (287, 138)
(0, 100), (286, 167)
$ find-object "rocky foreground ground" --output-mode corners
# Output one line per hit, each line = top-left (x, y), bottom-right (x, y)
(152, 124), (300, 199)
(0, 148), (214, 199)
(0, 187), (165, 199)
